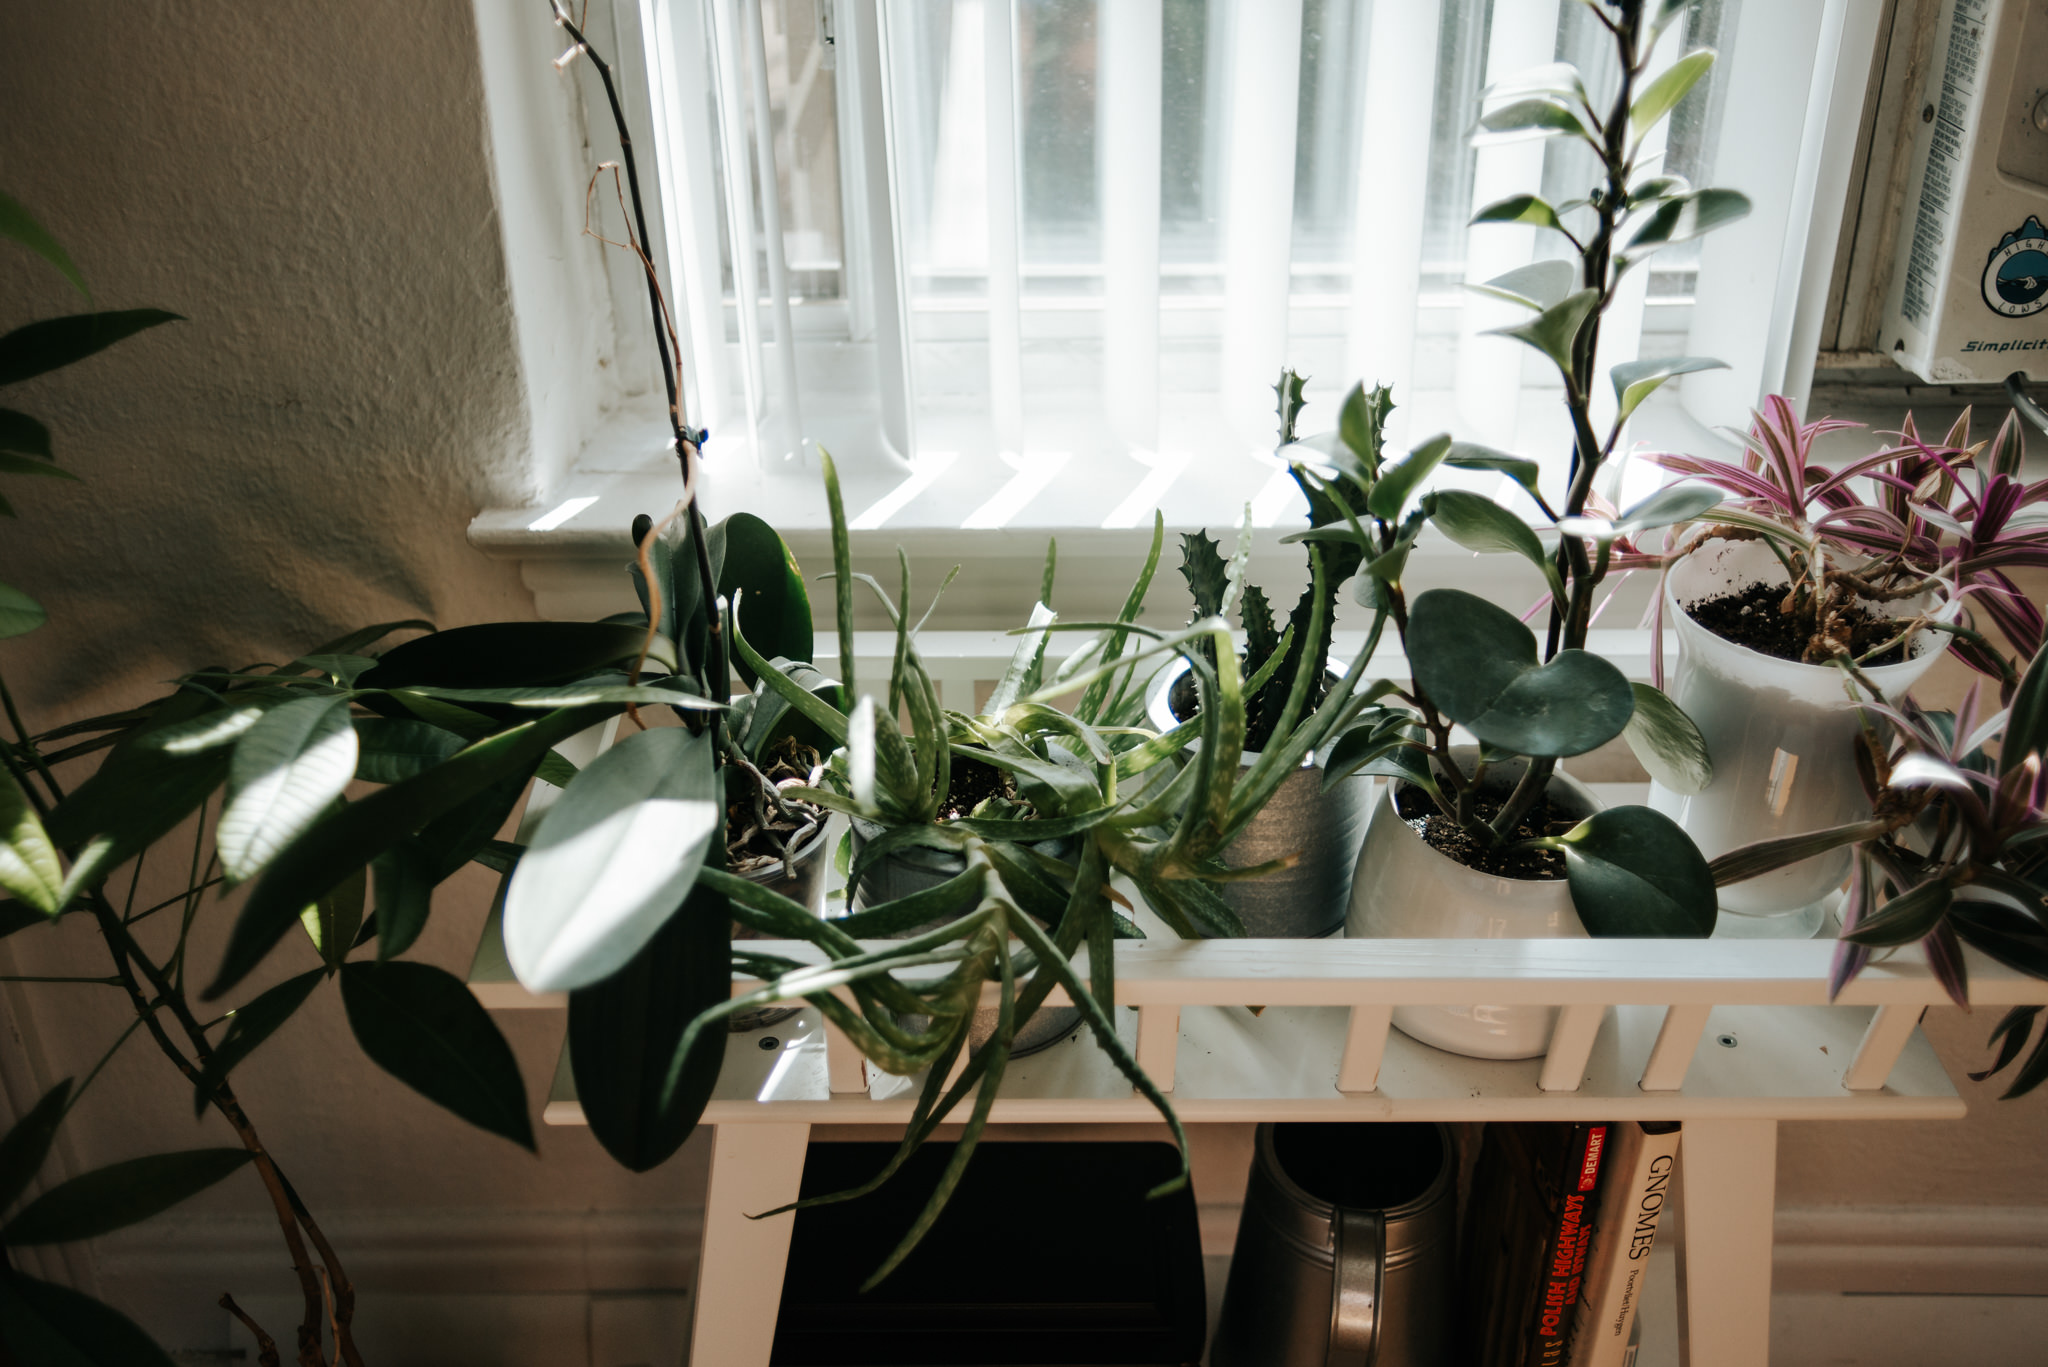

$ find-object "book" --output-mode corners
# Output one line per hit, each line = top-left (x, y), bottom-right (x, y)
(1566, 1121), (1682, 1367)
(1458, 1122), (1610, 1367)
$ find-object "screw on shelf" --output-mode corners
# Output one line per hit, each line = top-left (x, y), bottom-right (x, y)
(759, 1036), (780, 1051)
(1717, 1033), (1739, 1048)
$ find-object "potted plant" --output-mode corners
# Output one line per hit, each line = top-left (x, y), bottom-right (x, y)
(1638, 402), (2048, 933)
(1141, 372), (1376, 938)
(0, 195), (388, 1363)
(1705, 628), (2048, 1078)
(1307, 0), (1742, 1056)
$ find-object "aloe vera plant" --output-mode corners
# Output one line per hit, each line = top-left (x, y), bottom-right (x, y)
(1299, 0), (1742, 937)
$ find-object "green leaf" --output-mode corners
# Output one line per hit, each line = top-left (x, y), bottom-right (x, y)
(0, 193), (86, 295)
(372, 840), (436, 959)
(355, 621), (662, 690)
(569, 873), (731, 1171)
(0, 768), (63, 914)
(1631, 50), (1716, 136)
(0, 409), (52, 459)
(1337, 381), (1393, 475)
(1468, 260), (1577, 312)
(0, 1273), (176, 1367)
(1610, 356), (1727, 425)
(0, 581), (45, 639)
(46, 692), (233, 901)
(0, 1079), (72, 1213)
(719, 512), (811, 683)
(1485, 288), (1600, 379)
(1472, 193), (1564, 232)
(339, 960), (533, 1148)
(1843, 879), (1954, 948)
(1622, 683), (1714, 794)
(1367, 434), (1452, 521)
(503, 725), (718, 993)
(1614, 482), (1724, 534)
(191, 969), (323, 1118)
(298, 863), (365, 970)
(0, 311), (181, 388)
(354, 718), (466, 784)
(1407, 589), (1635, 756)
(1442, 442), (1545, 500)
(1623, 188), (1753, 258)
(2, 1149), (254, 1244)
(1477, 96), (1590, 142)
(209, 704), (611, 999)
(0, 451), (78, 482)
(2005, 639), (2048, 774)
(1426, 490), (1563, 601)
(218, 696), (357, 884)
(1558, 805), (1717, 937)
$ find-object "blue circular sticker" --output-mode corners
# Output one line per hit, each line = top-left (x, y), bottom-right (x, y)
(1984, 216), (2048, 317)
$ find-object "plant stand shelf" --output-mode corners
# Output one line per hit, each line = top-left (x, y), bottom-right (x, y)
(473, 914), (2048, 1367)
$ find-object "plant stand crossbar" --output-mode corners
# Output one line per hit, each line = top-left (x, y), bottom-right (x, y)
(473, 928), (2048, 1367)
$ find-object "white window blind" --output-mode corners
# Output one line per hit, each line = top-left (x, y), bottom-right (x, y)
(606, 0), (1867, 532)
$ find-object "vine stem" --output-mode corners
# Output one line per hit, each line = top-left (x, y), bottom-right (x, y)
(550, 1), (729, 718)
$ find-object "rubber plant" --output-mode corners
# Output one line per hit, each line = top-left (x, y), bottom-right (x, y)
(1307, 0), (1742, 937)
(0, 194), (364, 1367)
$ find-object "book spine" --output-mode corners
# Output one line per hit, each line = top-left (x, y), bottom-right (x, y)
(1568, 1123), (1683, 1367)
(1529, 1123), (1607, 1367)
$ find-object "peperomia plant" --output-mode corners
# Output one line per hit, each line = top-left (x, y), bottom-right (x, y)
(1302, 0), (1748, 936)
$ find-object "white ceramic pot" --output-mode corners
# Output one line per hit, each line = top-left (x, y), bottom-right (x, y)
(1345, 755), (1599, 1059)
(1648, 538), (1955, 933)
(1144, 658), (1371, 938)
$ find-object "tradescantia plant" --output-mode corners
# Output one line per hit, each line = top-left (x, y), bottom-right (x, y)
(1297, 0), (1741, 937)
(1648, 399), (2048, 688)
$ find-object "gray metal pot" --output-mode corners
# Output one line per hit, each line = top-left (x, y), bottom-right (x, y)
(728, 820), (830, 1032)
(1145, 658), (1372, 937)
(847, 817), (1083, 1058)
(1213, 1122), (1457, 1367)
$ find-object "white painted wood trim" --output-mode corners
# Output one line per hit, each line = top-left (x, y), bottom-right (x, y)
(691, 1123), (807, 1367)
(1641, 1002), (1714, 1093)
(1678, 1118), (1780, 1367)
(1844, 1002), (1927, 1092)
(1538, 1003), (1605, 1092)
(1135, 1003), (1180, 1093)
(1335, 1003), (1393, 1094)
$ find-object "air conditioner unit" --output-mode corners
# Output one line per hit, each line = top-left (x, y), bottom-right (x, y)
(1879, 0), (2048, 381)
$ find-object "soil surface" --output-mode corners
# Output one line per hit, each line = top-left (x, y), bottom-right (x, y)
(1683, 583), (1913, 666)
(1395, 783), (1570, 881)
(727, 736), (826, 877)
(936, 752), (1020, 821)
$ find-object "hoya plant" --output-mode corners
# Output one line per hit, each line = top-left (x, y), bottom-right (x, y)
(1305, 0), (1745, 936)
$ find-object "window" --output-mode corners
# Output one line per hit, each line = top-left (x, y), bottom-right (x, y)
(529, 0), (1879, 541)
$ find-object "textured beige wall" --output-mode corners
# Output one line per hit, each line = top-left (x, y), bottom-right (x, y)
(0, 1), (703, 1350)
(0, 0), (2042, 1357)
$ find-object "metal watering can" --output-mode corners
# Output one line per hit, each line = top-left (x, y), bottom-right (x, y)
(1212, 1122), (1456, 1367)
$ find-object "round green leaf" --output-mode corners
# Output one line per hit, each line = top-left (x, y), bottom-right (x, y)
(1559, 805), (1717, 937)
(1407, 588), (1537, 721)
(1484, 288), (1600, 378)
(340, 960), (533, 1149)
(1426, 490), (1562, 599)
(191, 969), (324, 1117)
(355, 621), (658, 690)
(1622, 682), (1713, 793)
(1, 1149), (254, 1245)
(1468, 650), (1635, 757)
(502, 724), (719, 993)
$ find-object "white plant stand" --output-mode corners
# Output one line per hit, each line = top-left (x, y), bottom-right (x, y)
(475, 920), (2048, 1367)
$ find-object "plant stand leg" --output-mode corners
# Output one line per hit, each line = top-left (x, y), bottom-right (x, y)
(690, 1122), (810, 1367)
(1675, 1117), (1777, 1367)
